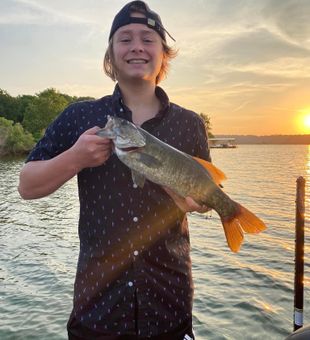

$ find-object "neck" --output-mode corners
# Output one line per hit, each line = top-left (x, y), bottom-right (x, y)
(118, 80), (161, 126)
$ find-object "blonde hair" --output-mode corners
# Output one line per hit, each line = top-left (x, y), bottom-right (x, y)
(103, 39), (177, 84)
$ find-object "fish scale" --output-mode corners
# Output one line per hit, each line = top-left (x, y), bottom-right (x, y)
(96, 116), (267, 252)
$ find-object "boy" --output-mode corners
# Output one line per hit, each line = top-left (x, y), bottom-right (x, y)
(18, 2), (210, 339)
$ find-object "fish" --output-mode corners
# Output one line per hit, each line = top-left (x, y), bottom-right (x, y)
(96, 116), (266, 252)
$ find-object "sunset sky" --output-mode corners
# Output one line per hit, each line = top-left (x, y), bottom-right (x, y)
(1, 0), (309, 135)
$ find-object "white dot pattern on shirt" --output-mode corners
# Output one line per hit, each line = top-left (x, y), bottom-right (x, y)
(26, 86), (210, 337)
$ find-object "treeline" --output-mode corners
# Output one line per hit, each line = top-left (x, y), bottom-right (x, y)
(0, 88), (213, 157)
(0, 88), (94, 157)
(218, 134), (310, 145)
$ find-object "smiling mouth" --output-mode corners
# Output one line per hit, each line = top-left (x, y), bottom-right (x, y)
(127, 59), (148, 64)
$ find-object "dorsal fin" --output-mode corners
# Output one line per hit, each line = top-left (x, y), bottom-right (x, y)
(193, 157), (227, 185)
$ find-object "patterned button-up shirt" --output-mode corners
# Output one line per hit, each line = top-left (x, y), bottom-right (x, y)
(27, 84), (211, 338)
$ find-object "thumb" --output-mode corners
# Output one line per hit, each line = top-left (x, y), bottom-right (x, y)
(83, 126), (101, 135)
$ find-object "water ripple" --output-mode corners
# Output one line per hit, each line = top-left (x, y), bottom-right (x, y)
(1, 146), (309, 339)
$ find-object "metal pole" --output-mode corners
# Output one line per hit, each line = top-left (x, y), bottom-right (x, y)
(294, 176), (306, 331)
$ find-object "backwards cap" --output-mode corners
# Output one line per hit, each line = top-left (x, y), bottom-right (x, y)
(109, 1), (175, 42)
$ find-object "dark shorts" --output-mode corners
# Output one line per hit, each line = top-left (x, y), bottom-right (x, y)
(67, 317), (195, 340)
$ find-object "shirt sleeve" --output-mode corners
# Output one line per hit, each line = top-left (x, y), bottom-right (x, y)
(26, 104), (79, 162)
(194, 116), (211, 162)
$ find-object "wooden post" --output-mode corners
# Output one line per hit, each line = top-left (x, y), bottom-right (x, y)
(294, 176), (306, 331)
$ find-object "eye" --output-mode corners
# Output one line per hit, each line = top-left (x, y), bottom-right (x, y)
(118, 35), (131, 43)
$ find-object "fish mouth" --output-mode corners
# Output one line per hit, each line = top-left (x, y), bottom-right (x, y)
(116, 146), (143, 153)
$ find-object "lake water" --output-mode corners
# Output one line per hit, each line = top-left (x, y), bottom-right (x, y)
(1, 145), (310, 340)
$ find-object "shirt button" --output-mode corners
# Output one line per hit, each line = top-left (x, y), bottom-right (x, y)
(128, 281), (133, 287)
(133, 250), (139, 256)
(133, 217), (138, 222)
(133, 183), (138, 189)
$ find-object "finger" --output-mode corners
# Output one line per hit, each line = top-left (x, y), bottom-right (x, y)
(185, 197), (210, 213)
(83, 126), (101, 135)
(94, 148), (111, 163)
(96, 137), (112, 145)
(185, 197), (200, 209)
(163, 186), (182, 199)
(101, 143), (112, 151)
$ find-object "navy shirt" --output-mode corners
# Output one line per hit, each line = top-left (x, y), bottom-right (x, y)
(27, 84), (211, 338)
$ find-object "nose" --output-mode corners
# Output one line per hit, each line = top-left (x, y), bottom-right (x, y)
(130, 38), (144, 53)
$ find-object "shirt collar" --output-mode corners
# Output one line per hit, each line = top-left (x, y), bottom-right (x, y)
(111, 83), (170, 120)
(154, 86), (170, 118)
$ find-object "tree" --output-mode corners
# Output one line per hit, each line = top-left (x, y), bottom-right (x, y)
(0, 117), (34, 156)
(0, 89), (20, 122)
(22, 88), (70, 140)
(71, 95), (96, 103)
(15, 94), (36, 123)
(0, 88), (97, 155)
(199, 113), (214, 138)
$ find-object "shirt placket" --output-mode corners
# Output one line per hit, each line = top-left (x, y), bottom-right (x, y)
(126, 187), (152, 336)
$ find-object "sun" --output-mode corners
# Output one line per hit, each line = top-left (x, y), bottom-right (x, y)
(304, 114), (310, 129)
(297, 107), (310, 133)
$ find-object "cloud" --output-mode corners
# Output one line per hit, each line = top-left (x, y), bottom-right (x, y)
(225, 58), (310, 80)
(0, 0), (92, 26)
(171, 1), (310, 71)
(0, 0), (309, 135)
(170, 22), (310, 98)
(262, 0), (310, 46)
(214, 28), (309, 65)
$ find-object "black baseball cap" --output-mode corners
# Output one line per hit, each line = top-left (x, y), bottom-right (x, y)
(109, 1), (175, 42)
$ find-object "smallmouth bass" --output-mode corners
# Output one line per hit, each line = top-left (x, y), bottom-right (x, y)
(97, 116), (266, 252)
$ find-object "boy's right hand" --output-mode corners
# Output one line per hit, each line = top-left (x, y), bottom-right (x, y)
(70, 126), (112, 171)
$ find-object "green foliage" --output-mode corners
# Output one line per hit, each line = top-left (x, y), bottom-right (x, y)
(22, 88), (71, 140)
(72, 95), (96, 102)
(0, 89), (20, 122)
(15, 94), (36, 123)
(0, 87), (214, 154)
(0, 87), (97, 155)
(199, 113), (214, 138)
(0, 87), (96, 142)
(0, 117), (34, 156)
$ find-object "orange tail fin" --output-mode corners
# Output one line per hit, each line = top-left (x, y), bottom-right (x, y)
(221, 203), (267, 253)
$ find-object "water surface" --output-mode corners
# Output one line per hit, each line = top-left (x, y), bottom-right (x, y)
(1, 145), (309, 339)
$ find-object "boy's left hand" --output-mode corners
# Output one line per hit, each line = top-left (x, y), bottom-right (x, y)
(162, 186), (211, 213)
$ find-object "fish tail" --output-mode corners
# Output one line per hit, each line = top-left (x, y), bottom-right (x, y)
(221, 202), (266, 253)
(221, 217), (244, 253)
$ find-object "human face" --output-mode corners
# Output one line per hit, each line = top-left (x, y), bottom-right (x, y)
(112, 18), (164, 84)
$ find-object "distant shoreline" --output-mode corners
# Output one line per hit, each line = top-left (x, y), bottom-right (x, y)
(215, 134), (310, 145)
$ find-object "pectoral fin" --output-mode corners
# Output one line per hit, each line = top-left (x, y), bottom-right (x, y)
(138, 153), (162, 168)
(131, 170), (146, 188)
(193, 157), (227, 185)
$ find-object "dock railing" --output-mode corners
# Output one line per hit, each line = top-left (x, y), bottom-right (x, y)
(294, 176), (306, 331)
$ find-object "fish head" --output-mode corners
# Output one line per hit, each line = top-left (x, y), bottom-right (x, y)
(102, 116), (146, 149)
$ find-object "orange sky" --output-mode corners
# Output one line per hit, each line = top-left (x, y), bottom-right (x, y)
(1, 0), (309, 135)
